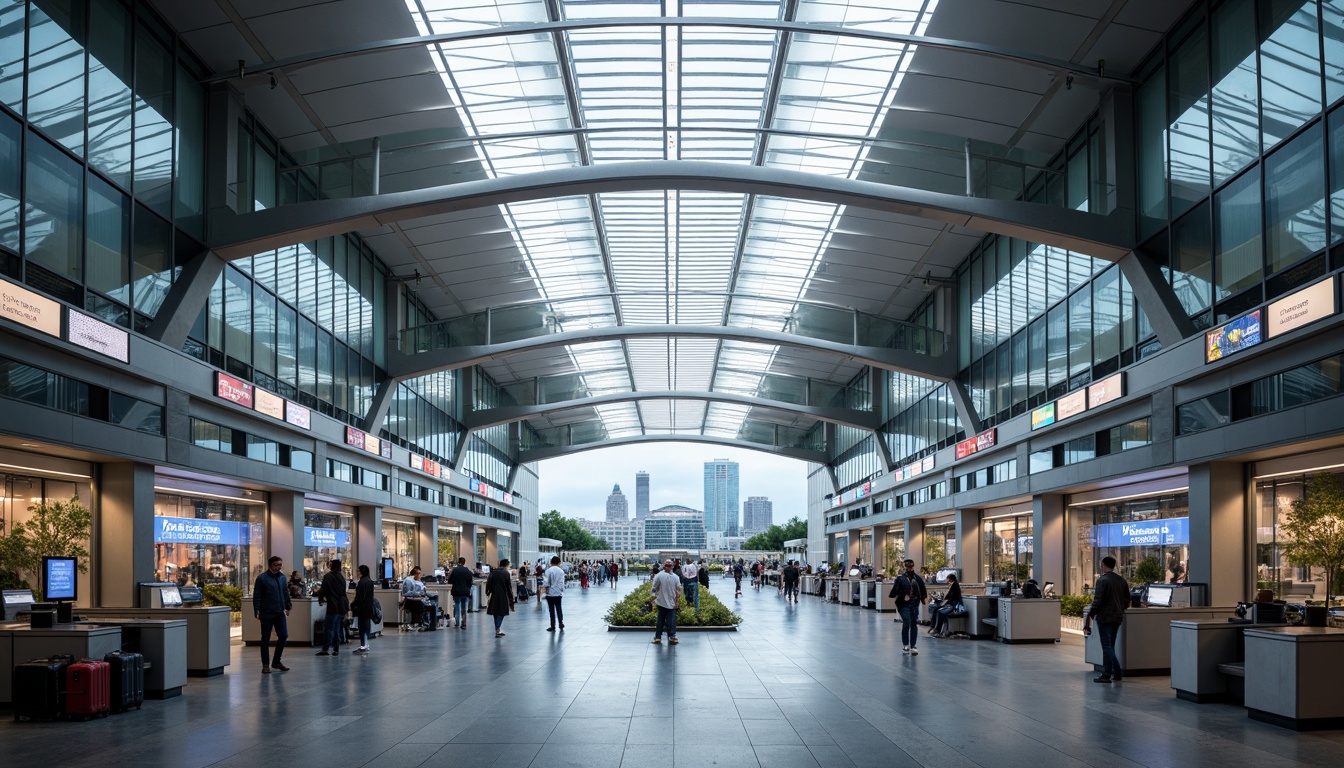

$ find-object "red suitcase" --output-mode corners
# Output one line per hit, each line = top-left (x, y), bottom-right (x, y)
(65, 659), (110, 719)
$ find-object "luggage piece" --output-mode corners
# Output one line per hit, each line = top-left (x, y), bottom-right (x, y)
(12, 657), (71, 721)
(104, 651), (145, 713)
(65, 659), (111, 719)
(421, 603), (438, 631)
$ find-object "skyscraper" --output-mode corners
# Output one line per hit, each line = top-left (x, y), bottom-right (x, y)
(605, 483), (629, 522)
(742, 496), (773, 536)
(635, 471), (650, 520)
(703, 459), (740, 536)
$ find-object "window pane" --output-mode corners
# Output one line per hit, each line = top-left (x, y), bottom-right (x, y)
(1137, 67), (1169, 236)
(1067, 148), (1088, 211)
(297, 315), (316, 399)
(1011, 330), (1027, 408)
(1260, 0), (1322, 151)
(1171, 201), (1213, 317)
(85, 175), (130, 302)
(0, 111), (20, 253)
(132, 205), (171, 317)
(1028, 317), (1046, 400)
(1265, 122), (1326, 272)
(0, 0), (23, 109)
(27, 0), (85, 156)
(277, 302), (297, 392)
(25, 132), (83, 281)
(87, 0), (132, 189)
(252, 287), (276, 377)
(1327, 1), (1344, 105)
(133, 23), (173, 216)
(1093, 267), (1120, 366)
(1169, 22), (1210, 217)
(1214, 166), (1263, 298)
(224, 267), (252, 365)
(1332, 107), (1344, 246)
(175, 64), (207, 238)
(1211, 0), (1259, 185)
(1068, 285), (1092, 379)
(1047, 304), (1067, 389)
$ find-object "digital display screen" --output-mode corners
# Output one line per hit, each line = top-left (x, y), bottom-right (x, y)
(381, 558), (395, 580)
(4, 590), (35, 604)
(1205, 310), (1262, 363)
(1031, 402), (1056, 430)
(159, 585), (183, 607)
(43, 557), (77, 601)
(1147, 586), (1172, 608)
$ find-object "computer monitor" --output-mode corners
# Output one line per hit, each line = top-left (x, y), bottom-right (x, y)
(3, 589), (36, 621)
(1147, 585), (1173, 607)
(159, 585), (183, 607)
(380, 557), (395, 581)
(178, 585), (203, 605)
(43, 556), (78, 601)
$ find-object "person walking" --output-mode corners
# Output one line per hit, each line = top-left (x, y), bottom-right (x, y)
(253, 555), (292, 674)
(681, 558), (700, 615)
(579, 562), (589, 590)
(1084, 555), (1130, 683)
(650, 559), (681, 645)
(697, 559), (710, 595)
(351, 564), (376, 654)
(543, 555), (566, 632)
(315, 559), (350, 655)
(486, 558), (517, 637)
(733, 560), (744, 597)
(889, 559), (927, 655)
(448, 557), (474, 628)
(782, 560), (801, 603)
(609, 561), (619, 589)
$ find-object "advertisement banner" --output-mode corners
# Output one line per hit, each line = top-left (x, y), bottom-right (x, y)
(1266, 277), (1336, 338)
(1092, 517), (1189, 547)
(1031, 402), (1056, 430)
(285, 402), (311, 429)
(303, 527), (351, 549)
(1205, 310), (1262, 363)
(954, 428), (997, 460)
(254, 388), (285, 420)
(1056, 389), (1087, 421)
(67, 310), (129, 362)
(1087, 372), (1124, 408)
(0, 278), (61, 337)
(216, 372), (253, 408)
(154, 516), (244, 546)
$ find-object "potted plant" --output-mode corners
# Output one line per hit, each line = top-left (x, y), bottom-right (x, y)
(1, 496), (92, 600)
(1134, 556), (1164, 586)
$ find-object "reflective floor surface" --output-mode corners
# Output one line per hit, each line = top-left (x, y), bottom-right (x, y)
(3, 578), (1342, 767)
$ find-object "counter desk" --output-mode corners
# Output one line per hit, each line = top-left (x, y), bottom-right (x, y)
(995, 598), (1061, 643)
(0, 623), (123, 705)
(1244, 626), (1344, 730)
(72, 618), (187, 698)
(1085, 606), (1237, 675)
(241, 596), (317, 646)
(1170, 619), (1260, 702)
(81, 606), (231, 676)
(963, 595), (999, 639)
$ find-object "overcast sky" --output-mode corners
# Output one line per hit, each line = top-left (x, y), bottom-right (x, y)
(535, 443), (810, 526)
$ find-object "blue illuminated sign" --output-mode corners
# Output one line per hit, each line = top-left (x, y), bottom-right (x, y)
(304, 527), (351, 549)
(1093, 517), (1189, 548)
(154, 517), (255, 546)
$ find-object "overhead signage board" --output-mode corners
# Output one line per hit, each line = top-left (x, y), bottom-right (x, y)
(1092, 517), (1189, 547)
(216, 372), (253, 408)
(0, 278), (61, 338)
(954, 428), (997, 460)
(1056, 389), (1087, 421)
(67, 310), (129, 362)
(1087, 372), (1125, 408)
(285, 402), (311, 430)
(154, 516), (252, 546)
(1266, 277), (1336, 338)
(303, 527), (351, 549)
(1205, 310), (1262, 363)
(254, 388), (285, 420)
(1031, 402), (1056, 430)
(410, 454), (442, 479)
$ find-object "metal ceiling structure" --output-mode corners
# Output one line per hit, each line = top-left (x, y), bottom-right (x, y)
(153, 0), (1193, 460)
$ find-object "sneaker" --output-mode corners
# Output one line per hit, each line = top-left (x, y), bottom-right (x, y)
(1093, 676), (1113, 683)
(669, 638), (678, 645)
(902, 646), (910, 654)
(353, 647), (368, 655)
(271, 662), (289, 671)
(909, 648), (918, 656)
(315, 650), (330, 656)
(652, 637), (661, 644)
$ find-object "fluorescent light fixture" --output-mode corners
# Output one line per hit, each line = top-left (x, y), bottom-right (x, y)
(1068, 487), (1189, 508)
(0, 463), (91, 480)
(153, 486), (266, 505)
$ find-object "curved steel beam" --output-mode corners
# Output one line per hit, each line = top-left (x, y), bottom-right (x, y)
(206, 18), (1132, 88)
(211, 161), (1135, 262)
(462, 390), (881, 432)
(518, 434), (826, 465)
(386, 324), (958, 382)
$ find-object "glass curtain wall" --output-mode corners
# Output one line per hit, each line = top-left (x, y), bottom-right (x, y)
(880, 373), (960, 468)
(302, 510), (353, 582)
(982, 514), (1033, 583)
(1255, 470), (1342, 602)
(381, 519), (417, 581)
(1066, 493), (1190, 595)
(152, 490), (266, 595)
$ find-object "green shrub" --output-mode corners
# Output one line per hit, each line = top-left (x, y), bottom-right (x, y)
(1059, 594), (1090, 617)
(604, 581), (742, 627)
(203, 584), (243, 612)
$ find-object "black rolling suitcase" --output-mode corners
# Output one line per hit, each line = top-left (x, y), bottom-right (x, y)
(104, 651), (145, 713)
(13, 655), (74, 721)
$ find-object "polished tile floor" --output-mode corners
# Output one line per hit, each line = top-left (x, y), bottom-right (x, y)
(3, 579), (1342, 767)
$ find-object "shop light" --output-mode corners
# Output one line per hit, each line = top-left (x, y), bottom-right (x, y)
(0, 463), (91, 480)
(1067, 486), (1189, 507)
(1253, 462), (1344, 481)
(152, 486), (265, 504)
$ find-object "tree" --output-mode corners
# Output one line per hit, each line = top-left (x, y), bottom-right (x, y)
(3, 496), (92, 599)
(882, 539), (905, 577)
(1280, 472), (1344, 604)
(743, 516), (807, 552)
(437, 534), (456, 567)
(538, 510), (610, 551)
(923, 536), (949, 572)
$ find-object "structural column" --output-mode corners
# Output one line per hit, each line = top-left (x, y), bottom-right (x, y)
(904, 518), (925, 569)
(268, 491), (305, 576)
(955, 509), (983, 583)
(356, 505), (383, 575)
(459, 523), (478, 566)
(416, 516), (439, 573)
(872, 525), (887, 576)
(1032, 494), (1065, 588)
(847, 530), (861, 570)
(1188, 462), (1245, 607)
(484, 527), (499, 565)
(98, 462), (156, 607)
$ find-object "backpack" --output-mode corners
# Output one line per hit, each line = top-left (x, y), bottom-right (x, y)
(371, 597), (383, 623)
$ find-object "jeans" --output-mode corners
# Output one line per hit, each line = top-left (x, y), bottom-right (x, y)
(654, 605), (677, 639)
(323, 608), (344, 650)
(784, 581), (798, 600)
(453, 595), (470, 625)
(494, 614), (505, 632)
(683, 581), (700, 613)
(546, 596), (564, 628)
(899, 603), (920, 647)
(932, 606), (955, 635)
(1097, 622), (1122, 678)
(358, 616), (372, 647)
(258, 612), (288, 667)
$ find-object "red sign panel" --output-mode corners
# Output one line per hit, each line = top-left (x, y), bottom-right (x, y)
(954, 428), (997, 460)
(216, 372), (253, 407)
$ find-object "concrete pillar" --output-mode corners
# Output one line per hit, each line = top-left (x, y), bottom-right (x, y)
(872, 525), (887, 577)
(460, 523), (478, 566)
(1033, 494), (1065, 588)
(905, 518), (925, 569)
(417, 516), (439, 574)
(1188, 462), (1245, 607)
(956, 509), (983, 583)
(356, 505), (383, 577)
(847, 530), (861, 569)
(97, 462), (156, 607)
(268, 491), (305, 578)
(485, 528), (499, 565)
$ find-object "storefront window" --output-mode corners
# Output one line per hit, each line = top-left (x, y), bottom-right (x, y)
(882, 528), (905, 575)
(153, 490), (266, 595)
(983, 514), (1033, 583)
(381, 519), (417, 580)
(303, 510), (353, 581)
(923, 521), (956, 575)
(858, 533), (872, 567)
(1255, 471), (1340, 600)
(1066, 493), (1189, 595)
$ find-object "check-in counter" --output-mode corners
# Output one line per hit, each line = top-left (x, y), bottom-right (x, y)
(1170, 619), (1261, 702)
(802, 575), (816, 596)
(848, 579), (862, 606)
(1244, 626), (1344, 729)
(996, 598), (1061, 643)
(81, 606), (231, 676)
(862, 580), (878, 608)
(0, 623), (123, 705)
(1085, 606), (1237, 674)
(964, 595), (999, 638)
(876, 583), (900, 612)
(76, 618), (187, 698)
(242, 596), (317, 646)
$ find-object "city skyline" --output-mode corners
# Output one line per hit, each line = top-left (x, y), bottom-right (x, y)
(704, 458), (740, 537)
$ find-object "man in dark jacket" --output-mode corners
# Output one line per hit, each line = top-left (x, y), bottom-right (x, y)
(253, 555), (292, 674)
(350, 564), (376, 654)
(889, 559), (927, 655)
(315, 559), (350, 656)
(1085, 556), (1129, 683)
(782, 560), (801, 603)
(448, 557), (475, 629)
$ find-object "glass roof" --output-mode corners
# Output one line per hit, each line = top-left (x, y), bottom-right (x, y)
(403, 0), (941, 438)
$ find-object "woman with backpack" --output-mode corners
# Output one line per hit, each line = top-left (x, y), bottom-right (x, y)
(350, 564), (377, 654)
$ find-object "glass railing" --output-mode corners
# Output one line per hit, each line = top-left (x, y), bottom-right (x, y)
(520, 417), (824, 454)
(401, 293), (945, 360)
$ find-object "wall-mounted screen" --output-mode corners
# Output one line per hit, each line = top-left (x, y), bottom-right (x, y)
(43, 557), (78, 601)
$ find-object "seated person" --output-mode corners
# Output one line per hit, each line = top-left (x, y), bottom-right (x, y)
(401, 566), (428, 628)
(288, 570), (306, 598)
(930, 573), (963, 637)
(1021, 579), (1043, 599)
